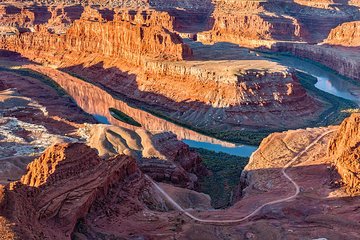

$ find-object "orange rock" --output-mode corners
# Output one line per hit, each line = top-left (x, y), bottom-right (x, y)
(0, 7), (191, 62)
(328, 113), (360, 194)
(1, 143), (153, 239)
(324, 21), (360, 47)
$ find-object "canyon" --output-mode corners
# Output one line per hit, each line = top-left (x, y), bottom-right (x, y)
(0, 2), (334, 144)
(0, 0), (359, 239)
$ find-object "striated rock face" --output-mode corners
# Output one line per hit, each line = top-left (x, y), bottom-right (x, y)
(238, 126), (334, 199)
(20, 143), (102, 187)
(0, 7), (191, 62)
(0, 142), (162, 239)
(0, 3), (330, 134)
(328, 113), (360, 194)
(198, 0), (360, 46)
(324, 21), (360, 47)
(83, 124), (206, 188)
(198, 0), (301, 45)
(273, 42), (360, 82)
(28, 62), (322, 137)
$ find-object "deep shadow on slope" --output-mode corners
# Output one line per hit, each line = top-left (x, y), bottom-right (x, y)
(0, 50), (96, 135)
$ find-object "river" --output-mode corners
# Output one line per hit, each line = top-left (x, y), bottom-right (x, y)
(28, 47), (360, 158)
(31, 66), (257, 157)
(264, 54), (360, 106)
(80, 51), (360, 158)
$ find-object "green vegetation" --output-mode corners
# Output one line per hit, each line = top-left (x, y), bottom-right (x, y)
(109, 107), (142, 127)
(211, 130), (271, 146)
(295, 71), (358, 126)
(135, 106), (270, 145)
(192, 147), (249, 209)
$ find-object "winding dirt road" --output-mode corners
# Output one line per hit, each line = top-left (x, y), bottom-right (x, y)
(146, 129), (336, 224)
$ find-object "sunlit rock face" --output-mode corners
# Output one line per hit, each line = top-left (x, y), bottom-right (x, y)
(328, 114), (360, 194)
(0, 142), (164, 240)
(27, 63), (322, 141)
(0, 7), (191, 62)
(82, 124), (207, 188)
(324, 21), (360, 47)
(0, 3), (326, 132)
(272, 42), (360, 82)
(198, 0), (360, 46)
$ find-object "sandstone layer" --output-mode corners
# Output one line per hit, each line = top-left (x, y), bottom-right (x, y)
(82, 124), (206, 188)
(0, 7), (191, 62)
(328, 113), (360, 194)
(273, 42), (360, 82)
(324, 21), (360, 47)
(0, 4), (325, 136)
(0, 143), (165, 239)
(198, 0), (360, 46)
(194, 0), (360, 83)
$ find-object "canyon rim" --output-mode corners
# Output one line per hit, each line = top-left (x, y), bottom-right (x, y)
(0, 0), (360, 239)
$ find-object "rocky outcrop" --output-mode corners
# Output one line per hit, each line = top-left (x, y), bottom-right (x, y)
(0, 3), (331, 135)
(27, 62), (322, 142)
(324, 21), (360, 47)
(273, 42), (360, 82)
(198, 0), (360, 46)
(238, 126), (334, 199)
(0, 7), (191, 63)
(83, 124), (206, 188)
(198, 0), (302, 45)
(328, 113), (360, 194)
(0, 142), (161, 239)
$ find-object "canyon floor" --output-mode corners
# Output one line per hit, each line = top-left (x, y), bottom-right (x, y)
(0, 0), (360, 239)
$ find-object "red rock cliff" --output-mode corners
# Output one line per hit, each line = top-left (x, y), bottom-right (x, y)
(328, 113), (360, 194)
(0, 7), (192, 62)
(198, 0), (359, 45)
(324, 21), (360, 47)
(0, 143), (158, 239)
